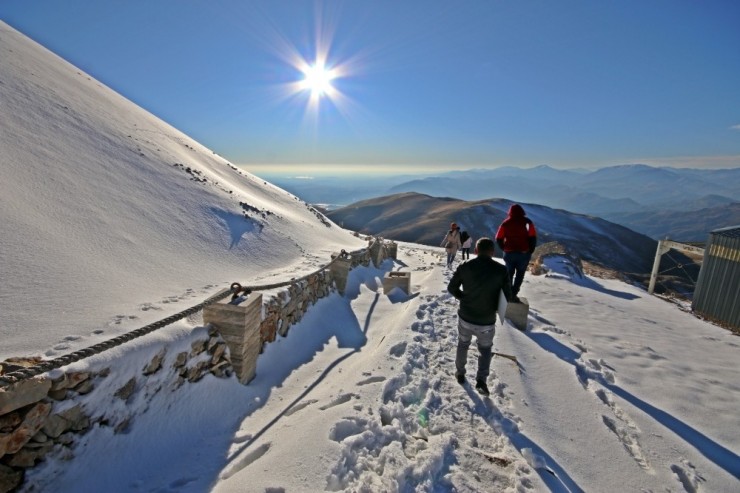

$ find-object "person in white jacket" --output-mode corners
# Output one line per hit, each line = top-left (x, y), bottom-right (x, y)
(440, 222), (462, 268)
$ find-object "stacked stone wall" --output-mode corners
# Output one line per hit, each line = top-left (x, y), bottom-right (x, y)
(0, 328), (229, 492)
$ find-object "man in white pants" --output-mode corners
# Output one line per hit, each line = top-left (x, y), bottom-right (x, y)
(447, 237), (511, 396)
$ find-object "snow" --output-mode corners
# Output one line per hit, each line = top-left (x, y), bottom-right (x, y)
(0, 21), (363, 360)
(3, 21), (740, 493)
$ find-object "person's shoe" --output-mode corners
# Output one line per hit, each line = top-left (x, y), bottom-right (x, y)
(456, 374), (466, 385)
(475, 380), (490, 396)
(511, 295), (521, 303)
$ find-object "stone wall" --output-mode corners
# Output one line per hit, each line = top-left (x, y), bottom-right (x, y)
(0, 238), (396, 491)
(0, 328), (230, 492)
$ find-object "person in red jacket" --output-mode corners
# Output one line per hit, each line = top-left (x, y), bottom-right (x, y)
(495, 204), (537, 303)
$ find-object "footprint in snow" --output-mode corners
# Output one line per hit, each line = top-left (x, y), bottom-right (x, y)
(139, 303), (161, 312)
(601, 415), (650, 471)
(357, 376), (386, 386)
(284, 399), (318, 417)
(320, 393), (359, 411)
(670, 460), (705, 493)
(329, 417), (369, 442)
(389, 341), (407, 358)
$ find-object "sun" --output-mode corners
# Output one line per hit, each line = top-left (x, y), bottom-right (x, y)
(300, 63), (336, 98)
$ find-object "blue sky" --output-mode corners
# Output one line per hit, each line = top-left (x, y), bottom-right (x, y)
(1, 0), (739, 174)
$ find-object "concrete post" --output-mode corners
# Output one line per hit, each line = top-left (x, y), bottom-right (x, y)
(382, 271), (411, 294)
(648, 240), (669, 295)
(203, 290), (263, 384)
(385, 241), (398, 259)
(369, 239), (384, 267)
(330, 253), (352, 295)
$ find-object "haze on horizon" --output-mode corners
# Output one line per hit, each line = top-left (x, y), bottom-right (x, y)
(1, 0), (739, 173)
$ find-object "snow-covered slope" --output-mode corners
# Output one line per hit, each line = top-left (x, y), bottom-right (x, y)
(22, 246), (740, 493)
(0, 21), (363, 359)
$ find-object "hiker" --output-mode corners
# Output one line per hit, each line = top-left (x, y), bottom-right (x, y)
(495, 204), (537, 303)
(460, 231), (472, 260)
(447, 237), (512, 396)
(440, 222), (462, 269)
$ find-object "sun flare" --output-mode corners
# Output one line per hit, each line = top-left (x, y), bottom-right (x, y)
(300, 63), (336, 97)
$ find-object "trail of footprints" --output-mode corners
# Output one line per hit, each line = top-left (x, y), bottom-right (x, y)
(532, 312), (708, 490)
(44, 285), (219, 357)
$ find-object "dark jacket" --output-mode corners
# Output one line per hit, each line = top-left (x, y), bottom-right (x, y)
(495, 204), (537, 253)
(447, 256), (512, 325)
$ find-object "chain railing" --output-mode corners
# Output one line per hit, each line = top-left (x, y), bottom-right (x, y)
(0, 245), (372, 388)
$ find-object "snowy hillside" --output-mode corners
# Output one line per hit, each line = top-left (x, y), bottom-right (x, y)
(0, 21), (363, 360)
(20, 245), (740, 493)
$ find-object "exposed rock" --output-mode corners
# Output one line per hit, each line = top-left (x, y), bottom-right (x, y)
(29, 431), (48, 444)
(0, 377), (51, 415)
(114, 378), (136, 402)
(210, 343), (226, 364)
(0, 402), (51, 457)
(49, 374), (69, 391)
(66, 372), (90, 389)
(47, 389), (67, 401)
(186, 361), (210, 383)
(56, 432), (74, 446)
(5, 441), (53, 467)
(208, 326), (219, 337)
(74, 379), (94, 395)
(207, 337), (220, 351)
(0, 463), (23, 493)
(142, 349), (166, 376)
(190, 339), (207, 356)
(97, 367), (111, 378)
(114, 417), (131, 435)
(0, 413), (21, 434)
(59, 405), (88, 432)
(172, 352), (188, 369)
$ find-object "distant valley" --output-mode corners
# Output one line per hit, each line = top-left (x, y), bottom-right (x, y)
(264, 164), (740, 241)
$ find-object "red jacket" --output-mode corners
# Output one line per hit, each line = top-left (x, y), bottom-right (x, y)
(495, 204), (537, 253)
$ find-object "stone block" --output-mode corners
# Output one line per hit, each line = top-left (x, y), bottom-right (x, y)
(385, 241), (398, 259)
(0, 463), (23, 493)
(382, 271), (411, 294)
(329, 254), (352, 295)
(505, 297), (529, 331)
(0, 402), (51, 457)
(203, 291), (263, 385)
(0, 377), (51, 415)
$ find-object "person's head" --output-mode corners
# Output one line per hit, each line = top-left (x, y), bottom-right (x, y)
(450, 222), (458, 230)
(508, 204), (525, 218)
(475, 237), (495, 257)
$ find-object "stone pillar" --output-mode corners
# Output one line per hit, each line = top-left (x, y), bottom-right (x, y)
(382, 271), (410, 294)
(369, 239), (384, 267)
(385, 241), (398, 259)
(330, 253), (352, 295)
(505, 297), (529, 331)
(203, 290), (263, 384)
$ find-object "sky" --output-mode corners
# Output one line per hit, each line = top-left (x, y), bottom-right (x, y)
(1, 0), (739, 174)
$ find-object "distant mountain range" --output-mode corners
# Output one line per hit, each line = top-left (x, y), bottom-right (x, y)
(266, 164), (740, 241)
(326, 192), (659, 275)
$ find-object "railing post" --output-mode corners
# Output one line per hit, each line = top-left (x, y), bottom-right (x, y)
(648, 239), (668, 295)
(330, 253), (352, 295)
(203, 291), (263, 384)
